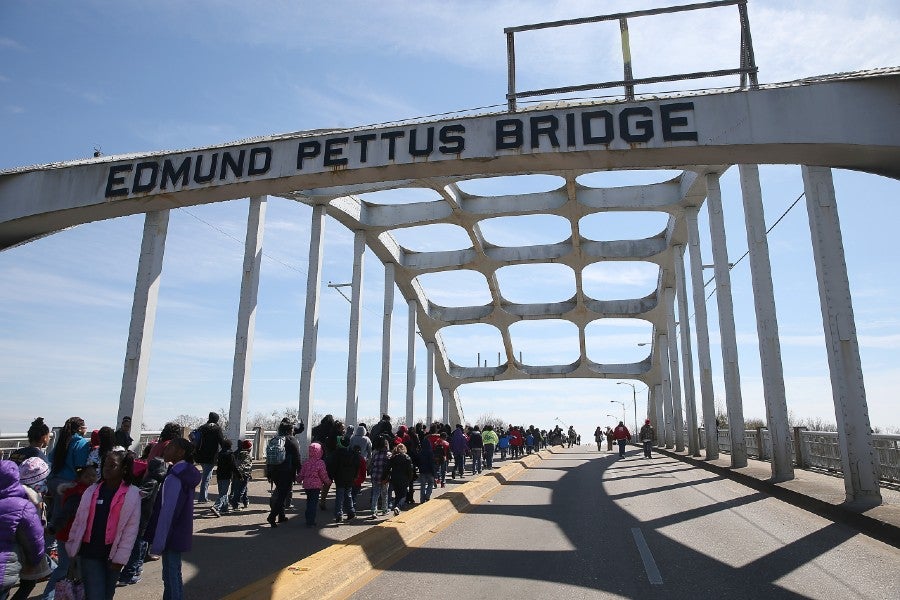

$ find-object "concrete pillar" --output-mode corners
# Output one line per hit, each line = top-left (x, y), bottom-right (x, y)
(685, 206), (719, 459)
(654, 384), (665, 448)
(802, 166), (880, 504)
(298, 205), (326, 452)
(227, 197), (267, 444)
(406, 299), (417, 427)
(665, 287), (685, 452)
(118, 210), (169, 450)
(442, 387), (451, 425)
(675, 244), (701, 456)
(706, 173), (748, 468)
(345, 231), (365, 426)
(739, 165), (794, 481)
(659, 333), (675, 449)
(426, 342), (435, 425)
(380, 263), (395, 418)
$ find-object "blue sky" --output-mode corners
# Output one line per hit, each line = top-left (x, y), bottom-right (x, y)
(1, 0), (898, 437)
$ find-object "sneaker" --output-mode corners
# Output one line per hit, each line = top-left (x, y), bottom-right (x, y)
(440, 480), (445, 488)
(242, 502), (249, 509)
(209, 506), (220, 517)
(335, 515), (343, 523)
(145, 554), (160, 562)
(392, 506), (401, 516)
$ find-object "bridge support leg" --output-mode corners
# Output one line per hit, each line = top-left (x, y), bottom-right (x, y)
(653, 384), (665, 447)
(226, 197), (266, 444)
(118, 210), (169, 450)
(426, 342), (435, 425)
(706, 174), (748, 468)
(298, 205), (326, 454)
(406, 299), (417, 427)
(665, 287), (685, 452)
(802, 166), (881, 504)
(659, 333), (675, 448)
(380, 263), (395, 419)
(739, 165), (793, 481)
(345, 231), (365, 427)
(675, 244), (701, 456)
(442, 387), (454, 426)
(685, 206), (718, 459)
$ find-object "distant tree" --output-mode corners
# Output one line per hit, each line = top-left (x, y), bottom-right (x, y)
(476, 412), (507, 432)
(744, 418), (766, 429)
(172, 414), (203, 429)
(714, 402), (728, 428)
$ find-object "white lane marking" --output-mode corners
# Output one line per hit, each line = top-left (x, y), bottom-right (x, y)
(631, 528), (664, 585)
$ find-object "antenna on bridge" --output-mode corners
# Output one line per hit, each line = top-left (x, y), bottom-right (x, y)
(503, 0), (759, 112)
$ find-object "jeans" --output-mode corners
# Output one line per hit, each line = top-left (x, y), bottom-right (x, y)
(198, 463), (215, 502)
(452, 452), (465, 477)
(119, 538), (148, 583)
(334, 486), (354, 518)
(213, 478), (231, 512)
(42, 541), (70, 600)
(483, 444), (494, 468)
(419, 474), (435, 502)
(643, 440), (653, 458)
(161, 551), (183, 600)
(370, 478), (388, 513)
(499, 446), (507, 460)
(80, 556), (118, 600)
(470, 448), (483, 473)
(269, 471), (292, 521)
(617, 439), (627, 457)
(390, 482), (406, 511)
(436, 462), (447, 483)
(304, 489), (320, 525)
(230, 478), (248, 509)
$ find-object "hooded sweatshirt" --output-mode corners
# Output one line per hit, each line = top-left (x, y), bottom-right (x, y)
(65, 481), (141, 566)
(146, 461), (202, 554)
(348, 425), (372, 460)
(297, 443), (331, 490)
(0, 460), (44, 590)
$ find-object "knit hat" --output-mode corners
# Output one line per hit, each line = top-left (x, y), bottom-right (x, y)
(19, 457), (50, 491)
(240, 439), (252, 450)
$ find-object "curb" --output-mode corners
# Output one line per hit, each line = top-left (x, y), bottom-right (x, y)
(651, 446), (900, 549)
(224, 451), (546, 600)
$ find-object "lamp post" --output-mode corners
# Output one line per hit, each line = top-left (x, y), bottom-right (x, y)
(616, 381), (640, 443)
(610, 400), (626, 426)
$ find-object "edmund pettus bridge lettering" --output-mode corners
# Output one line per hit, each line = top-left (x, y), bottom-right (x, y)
(104, 101), (697, 199)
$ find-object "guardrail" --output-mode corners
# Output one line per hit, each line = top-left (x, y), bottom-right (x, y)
(696, 427), (899, 484)
(1, 428), (279, 462)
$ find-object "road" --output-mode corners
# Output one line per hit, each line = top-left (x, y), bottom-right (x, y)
(350, 447), (900, 600)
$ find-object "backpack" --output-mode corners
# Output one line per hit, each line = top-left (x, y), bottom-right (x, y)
(188, 428), (201, 445)
(266, 435), (287, 467)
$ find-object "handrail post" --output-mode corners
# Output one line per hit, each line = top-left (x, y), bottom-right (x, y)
(619, 18), (635, 101)
(506, 31), (517, 112)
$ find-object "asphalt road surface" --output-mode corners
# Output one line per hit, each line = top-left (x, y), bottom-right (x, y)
(350, 447), (900, 600)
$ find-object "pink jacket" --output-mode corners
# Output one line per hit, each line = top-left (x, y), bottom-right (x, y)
(297, 443), (331, 490)
(66, 482), (141, 565)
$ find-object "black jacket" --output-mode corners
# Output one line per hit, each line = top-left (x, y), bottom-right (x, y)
(195, 422), (227, 464)
(329, 446), (360, 488)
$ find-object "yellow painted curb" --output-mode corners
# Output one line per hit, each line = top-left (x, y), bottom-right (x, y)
(224, 451), (546, 600)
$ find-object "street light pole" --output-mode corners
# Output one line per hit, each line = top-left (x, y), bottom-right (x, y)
(617, 381), (640, 443)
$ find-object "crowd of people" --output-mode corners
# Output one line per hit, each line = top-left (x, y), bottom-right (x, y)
(0, 412), (610, 599)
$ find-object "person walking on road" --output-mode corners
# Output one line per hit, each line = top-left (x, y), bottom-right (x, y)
(194, 412), (227, 504)
(594, 426), (604, 452)
(639, 420), (656, 458)
(613, 422), (631, 458)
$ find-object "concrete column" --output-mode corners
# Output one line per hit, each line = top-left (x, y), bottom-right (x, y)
(654, 384), (665, 448)
(706, 173), (748, 468)
(659, 333), (675, 448)
(118, 210), (169, 450)
(802, 166), (880, 504)
(227, 197), (267, 444)
(739, 165), (794, 481)
(426, 342), (435, 425)
(380, 263), (395, 418)
(685, 206), (719, 459)
(345, 231), (365, 426)
(406, 299), (417, 427)
(665, 287), (685, 452)
(298, 205), (326, 452)
(442, 387), (451, 425)
(675, 244), (701, 456)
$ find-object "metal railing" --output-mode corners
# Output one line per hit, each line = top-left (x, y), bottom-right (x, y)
(696, 427), (899, 484)
(504, 0), (758, 111)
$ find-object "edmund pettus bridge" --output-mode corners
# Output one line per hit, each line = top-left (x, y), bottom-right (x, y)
(1, 3), (898, 599)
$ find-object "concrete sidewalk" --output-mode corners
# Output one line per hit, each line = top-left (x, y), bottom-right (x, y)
(650, 444), (900, 548)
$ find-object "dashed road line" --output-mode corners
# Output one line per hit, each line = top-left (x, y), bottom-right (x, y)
(631, 528), (664, 585)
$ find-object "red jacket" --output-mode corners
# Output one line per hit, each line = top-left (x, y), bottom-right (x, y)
(613, 425), (631, 440)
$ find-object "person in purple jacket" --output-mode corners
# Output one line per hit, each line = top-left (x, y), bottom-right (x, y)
(0, 460), (44, 600)
(144, 438), (200, 600)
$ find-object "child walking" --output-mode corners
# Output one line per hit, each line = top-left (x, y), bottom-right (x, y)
(230, 440), (252, 510)
(296, 443), (330, 528)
